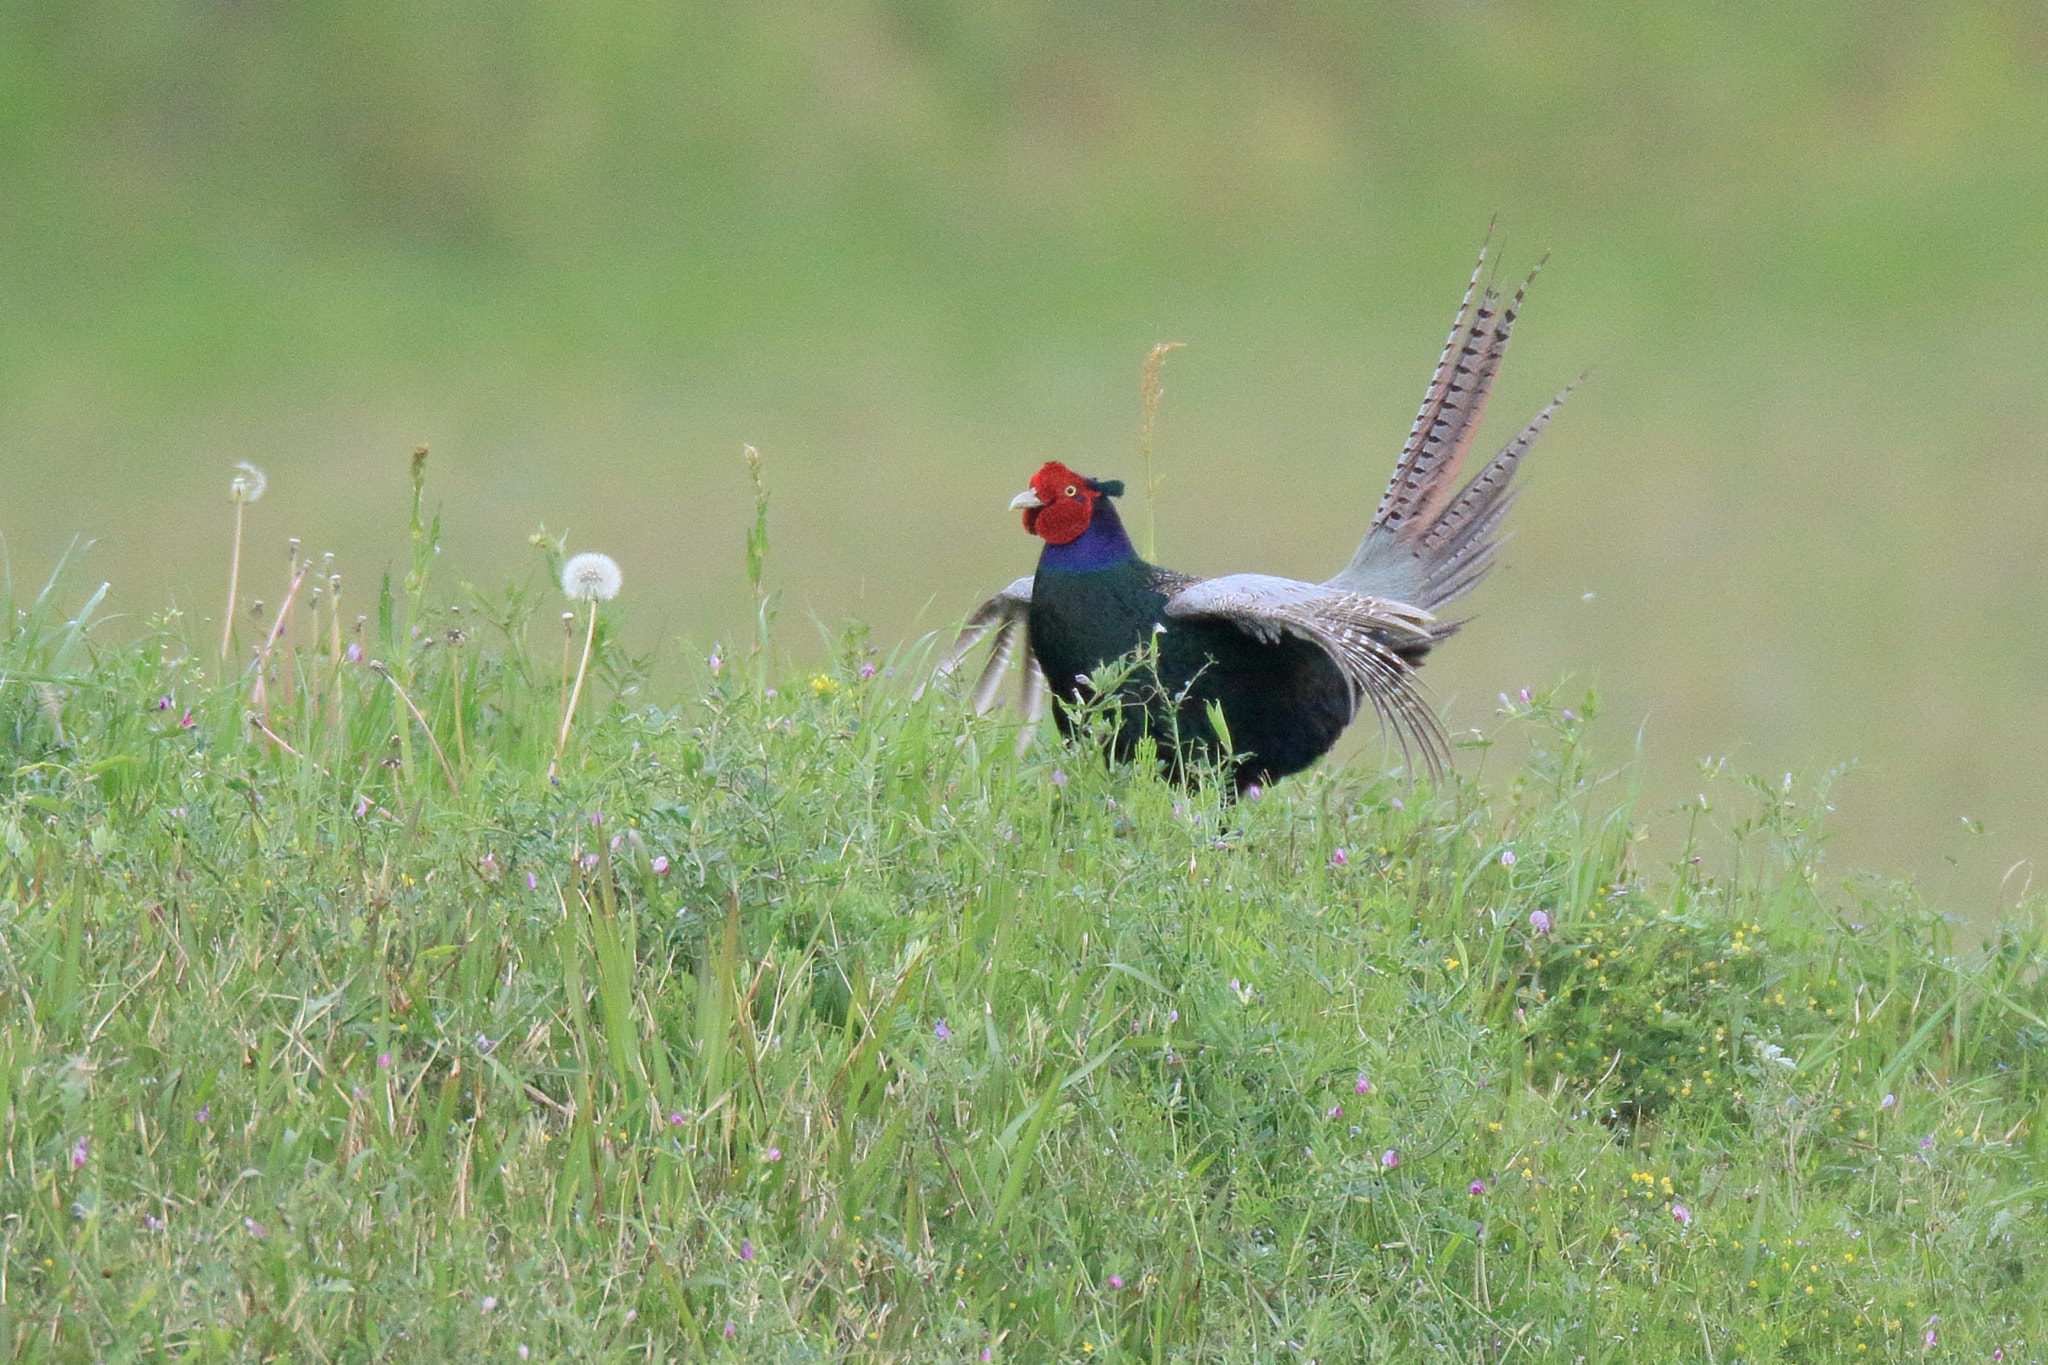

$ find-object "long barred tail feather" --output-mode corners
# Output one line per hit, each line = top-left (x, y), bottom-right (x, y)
(1415, 377), (1577, 608)
(1372, 246), (1490, 539)
(1328, 252), (1567, 617)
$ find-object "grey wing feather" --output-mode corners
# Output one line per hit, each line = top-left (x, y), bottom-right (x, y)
(918, 577), (1042, 724)
(1015, 648), (1047, 755)
(1164, 573), (1449, 775)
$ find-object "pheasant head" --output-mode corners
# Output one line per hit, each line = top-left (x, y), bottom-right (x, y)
(1010, 462), (1125, 546)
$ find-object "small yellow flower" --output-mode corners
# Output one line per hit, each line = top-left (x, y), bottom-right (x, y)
(1444, 957), (1460, 970)
(811, 674), (839, 695)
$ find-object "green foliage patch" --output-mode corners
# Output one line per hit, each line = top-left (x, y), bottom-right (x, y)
(0, 511), (2041, 1362)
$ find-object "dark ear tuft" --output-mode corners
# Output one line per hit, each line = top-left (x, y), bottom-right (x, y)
(1089, 478), (1126, 497)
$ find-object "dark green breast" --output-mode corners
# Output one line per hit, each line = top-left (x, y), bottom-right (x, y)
(1024, 490), (1358, 789)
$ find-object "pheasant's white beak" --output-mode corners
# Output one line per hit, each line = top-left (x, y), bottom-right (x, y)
(1008, 488), (1044, 511)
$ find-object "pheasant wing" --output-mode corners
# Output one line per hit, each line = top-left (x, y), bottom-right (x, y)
(1163, 573), (1448, 774)
(919, 577), (1047, 751)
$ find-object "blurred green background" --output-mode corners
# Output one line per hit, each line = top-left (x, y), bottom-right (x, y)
(4, 1), (2047, 917)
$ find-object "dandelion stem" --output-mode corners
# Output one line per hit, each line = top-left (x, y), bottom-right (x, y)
(221, 499), (246, 669)
(250, 559), (309, 728)
(550, 599), (599, 781)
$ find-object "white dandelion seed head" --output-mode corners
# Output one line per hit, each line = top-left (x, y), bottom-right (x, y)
(229, 462), (267, 504)
(562, 551), (622, 602)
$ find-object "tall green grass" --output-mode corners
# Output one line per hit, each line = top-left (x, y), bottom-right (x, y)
(0, 473), (2042, 1362)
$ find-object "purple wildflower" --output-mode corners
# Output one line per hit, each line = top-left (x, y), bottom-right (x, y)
(155, 696), (172, 711)
(196, 1103), (210, 1124)
(1326, 1104), (1342, 1120)
(651, 855), (670, 875)
(1354, 1073), (1371, 1094)
(1518, 687), (1531, 703)
(70, 1137), (87, 1170)
(765, 1146), (782, 1162)
(243, 1216), (265, 1239)
(1050, 768), (1068, 787)
(1880, 1093), (1896, 1109)
(1671, 1204), (1691, 1227)
(668, 1112), (685, 1126)
(1469, 1179), (1487, 1196)
(1380, 1149), (1400, 1169)
(1388, 796), (1403, 811)
(1107, 1274), (1124, 1289)
(344, 641), (363, 664)
(1328, 847), (1348, 867)
(859, 662), (877, 679)
(739, 1239), (753, 1262)
(1244, 783), (1262, 800)
(1499, 848), (1516, 867)
(377, 1052), (392, 1069)
(724, 1322), (736, 1338)
(526, 871), (538, 891)
(178, 709), (196, 730)
(1920, 1135), (1934, 1151)
(580, 852), (599, 871)
(709, 650), (723, 676)
(934, 1019), (951, 1040)
(481, 1295), (497, 1313)
(1529, 909), (1551, 936)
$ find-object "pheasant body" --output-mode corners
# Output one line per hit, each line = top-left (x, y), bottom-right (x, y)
(1026, 496), (1358, 787)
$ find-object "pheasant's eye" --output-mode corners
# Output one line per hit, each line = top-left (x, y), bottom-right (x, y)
(1063, 485), (1078, 498)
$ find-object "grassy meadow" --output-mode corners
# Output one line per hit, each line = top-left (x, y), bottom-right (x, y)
(0, 463), (2042, 1360)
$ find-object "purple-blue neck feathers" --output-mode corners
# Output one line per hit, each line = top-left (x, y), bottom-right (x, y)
(1037, 494), (1138, 573)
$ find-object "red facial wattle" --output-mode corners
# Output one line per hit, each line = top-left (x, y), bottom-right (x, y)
(1019, 461), (1096, 546)
(1030, 495), (1092, 545)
